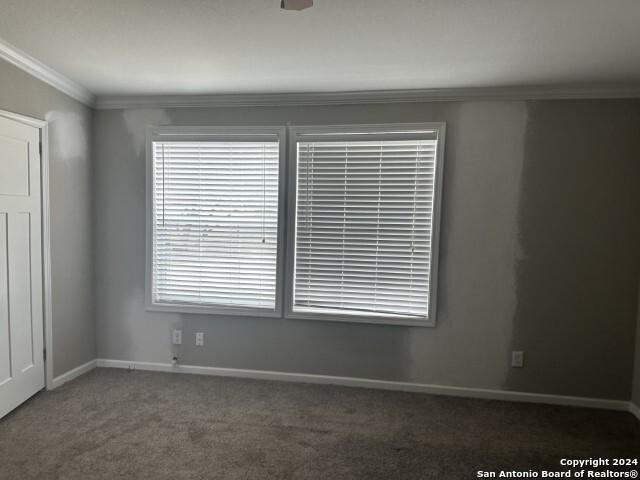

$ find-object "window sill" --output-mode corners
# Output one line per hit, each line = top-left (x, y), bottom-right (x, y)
(285, 310), (435, 327)
(147, 301), (281, 318)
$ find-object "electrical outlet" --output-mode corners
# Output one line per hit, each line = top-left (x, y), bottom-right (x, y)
(511, 351), (524, 368)
(196, 332), (204, 346)
(172, 329), (182, 345)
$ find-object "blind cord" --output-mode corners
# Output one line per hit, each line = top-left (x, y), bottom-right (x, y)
(262, 142), (266, 244)
(161, 143), (166, 226)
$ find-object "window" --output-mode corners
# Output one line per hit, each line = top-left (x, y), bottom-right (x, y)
(146, 127), (285, 315)
(146, 123), (445, 326)
(287, 124), (445, 326)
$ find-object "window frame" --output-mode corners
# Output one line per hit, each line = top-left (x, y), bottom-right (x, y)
(145, 125), (287, 317)
(284, 123), (446, 327)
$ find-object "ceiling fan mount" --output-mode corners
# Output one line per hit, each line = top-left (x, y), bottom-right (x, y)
(281, 0), (313, 11)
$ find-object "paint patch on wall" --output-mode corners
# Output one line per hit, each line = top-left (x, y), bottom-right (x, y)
(123, 109), (170, 156)
(408, 101), (527, 388)
(45, 111), (87, 163)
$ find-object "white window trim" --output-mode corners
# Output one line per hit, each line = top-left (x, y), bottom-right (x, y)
(284, 123), (446, 327)
(145, 125), (287, 317)
(145, 123), (446, 327)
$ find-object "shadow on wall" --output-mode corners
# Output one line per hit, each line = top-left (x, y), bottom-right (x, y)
(506, 100), (640, 400)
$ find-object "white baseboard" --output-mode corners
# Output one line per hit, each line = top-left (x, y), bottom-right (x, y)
(50, 359), (97, 390)
(95, 358), (630, 412)
(629, 401), (640, 421)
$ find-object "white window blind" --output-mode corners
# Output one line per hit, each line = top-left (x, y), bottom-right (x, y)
(151, 138), (279, 311)
(292, 131), (440, 321)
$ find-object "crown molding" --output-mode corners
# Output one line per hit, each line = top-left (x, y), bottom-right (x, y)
(94, 84), (640, 110)
(1, 32), (638, 111)
(0, 37), (94, 106)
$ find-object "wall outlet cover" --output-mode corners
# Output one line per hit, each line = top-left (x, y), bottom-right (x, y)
(511, 351), (524, 368)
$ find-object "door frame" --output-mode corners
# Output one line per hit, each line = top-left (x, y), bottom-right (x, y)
(0, 109), (52, 390)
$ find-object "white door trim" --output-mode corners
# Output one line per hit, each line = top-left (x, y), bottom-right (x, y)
(0, 109), (52, 390)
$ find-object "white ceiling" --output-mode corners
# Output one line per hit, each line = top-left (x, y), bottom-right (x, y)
(1, 0), (640, 97)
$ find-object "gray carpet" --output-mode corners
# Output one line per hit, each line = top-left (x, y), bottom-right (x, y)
(0, 368), (638, 479)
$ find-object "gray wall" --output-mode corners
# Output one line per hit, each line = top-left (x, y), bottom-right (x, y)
(94, 100), (640, 400)
(0, 59), (95, 377)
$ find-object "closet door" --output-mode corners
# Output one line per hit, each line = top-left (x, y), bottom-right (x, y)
(0, 115), (44, 420)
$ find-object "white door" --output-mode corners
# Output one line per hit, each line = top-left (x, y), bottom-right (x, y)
(0, 115), (45, 420)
